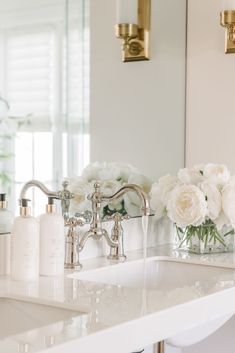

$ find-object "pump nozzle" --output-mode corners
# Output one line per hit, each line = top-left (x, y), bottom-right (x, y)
(0, 193), (7, 209)
(46, 197), (56, 213)
(20, 199), (31, 216)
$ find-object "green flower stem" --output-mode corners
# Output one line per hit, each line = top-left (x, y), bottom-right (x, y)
(176, 219), (233, 251)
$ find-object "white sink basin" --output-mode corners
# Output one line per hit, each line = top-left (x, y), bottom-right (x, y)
(72, 257), (234, 291)
(0, 297), (82, 339)
(71, 257), (235, 347)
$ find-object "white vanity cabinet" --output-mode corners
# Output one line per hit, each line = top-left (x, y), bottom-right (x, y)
(182, 315), (235, 353)
(158, 315), (235, 353)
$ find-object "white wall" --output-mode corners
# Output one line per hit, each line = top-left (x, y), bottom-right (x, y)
(90, 0), (186, 181)
(186, 0), (235, 171)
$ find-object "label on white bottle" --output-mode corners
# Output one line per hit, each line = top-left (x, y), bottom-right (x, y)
(39, 213), (64, 276)
(11, 217), (39, 281)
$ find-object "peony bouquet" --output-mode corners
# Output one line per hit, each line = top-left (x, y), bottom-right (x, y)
(150, 164), (235, 254)
(67, 162), (152, 218)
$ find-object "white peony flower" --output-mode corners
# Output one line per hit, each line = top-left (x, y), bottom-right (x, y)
(100, 179), (121, 196)
(124, 173), (152, 214)
(68, 178), (93, 214)
(150, 175), (178, 220)
(204, 164), (230, 186)
(214, 212), (230, 231)
(82, 161), (121, 182)
(222, 182), (235, 225)
(100, 179), (123, 210)
(150, 183), (165, 220)
(109, 162), (139, 183)
(167, 184), (207, 228)
(228, 176), (235, 184)
(178, 168), (204, 185)
(158, 175), (179, 203)
(98, 164), (121, 181)
(192, 164), (205, 174)
(152, 175), (178, 203)
(124, 196), (140, 216)
(127, 173), (152, 192)
(124, 174), (152, 208)
(199, 181), (221, 220)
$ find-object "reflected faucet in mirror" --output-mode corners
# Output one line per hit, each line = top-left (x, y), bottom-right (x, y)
(19, 179), (75, 221)
(19, 179), (151, 270)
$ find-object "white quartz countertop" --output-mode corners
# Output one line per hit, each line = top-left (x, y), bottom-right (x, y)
(1, 245), (235, 353)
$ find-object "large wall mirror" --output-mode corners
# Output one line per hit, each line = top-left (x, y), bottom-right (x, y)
(0, 0), (89, 211)
(0, 0), (187, 214)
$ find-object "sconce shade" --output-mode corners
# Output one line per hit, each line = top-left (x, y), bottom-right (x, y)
(220, 8), (235, 53)
(116, 0), (138, 24)
(221, 0), (235, 10)
(221, 10), (235, 25)
(115, 24), (138, 39)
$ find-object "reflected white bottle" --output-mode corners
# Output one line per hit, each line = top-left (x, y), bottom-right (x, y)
(0, 194), (13, 275)
(11, 199), (39, 281)
(39, 198), (64, 276)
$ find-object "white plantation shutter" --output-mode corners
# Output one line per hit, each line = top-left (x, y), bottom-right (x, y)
(63, 25), (90, 175)
(66, 23), (89, 129)
(6, 27), (56, 131)
(0, 0), (90, 212)
(65, 0), (90, 175)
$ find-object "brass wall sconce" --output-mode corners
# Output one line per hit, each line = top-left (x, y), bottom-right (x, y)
(220, 7), (235, 53)
(115, 0), (151, 62)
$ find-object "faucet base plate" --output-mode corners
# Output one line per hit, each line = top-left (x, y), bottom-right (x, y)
(64, 262), (83, 271)
(107, 254), (126, 262)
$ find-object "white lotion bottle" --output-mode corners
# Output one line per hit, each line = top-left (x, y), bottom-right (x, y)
(39, 198), (65, 276)
(0, 194), (13, 275)
(11, 199), (39, 281)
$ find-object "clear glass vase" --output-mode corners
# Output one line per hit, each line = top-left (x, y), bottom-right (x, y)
(174, 220), (235, 254)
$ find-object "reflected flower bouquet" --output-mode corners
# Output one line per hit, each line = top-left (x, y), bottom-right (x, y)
(67, 162), (152, 218)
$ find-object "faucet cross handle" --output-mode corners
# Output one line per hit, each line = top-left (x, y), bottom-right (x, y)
(65, 216), (85, 229)
(105, 212), (130, 223)
(87, 181), (102, 201)
(107, 212), (130, 262)
(94, 181), (101, 191)
(64, 216), (84, 271)
(58, 180), (74, 221)
(59, 180), (74, 200)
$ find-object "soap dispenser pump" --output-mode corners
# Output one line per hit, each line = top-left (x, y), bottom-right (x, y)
(11, 199), (39, 281)
(39, 197), (65, 276)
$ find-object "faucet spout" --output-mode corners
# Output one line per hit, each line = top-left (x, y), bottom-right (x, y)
(19, 179), (74, 221)
(19, 179), (59, 203)
(101, 184), (151, 216)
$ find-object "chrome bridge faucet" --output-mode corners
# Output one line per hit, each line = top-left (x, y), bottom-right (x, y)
(19, 179), (151, 270)
(77, 182), (151, 261)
